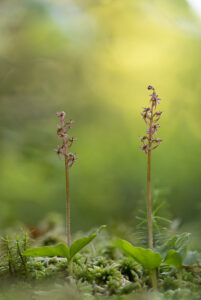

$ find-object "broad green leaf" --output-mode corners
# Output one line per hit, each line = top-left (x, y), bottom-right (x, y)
(23, 243), (70, 259)
(70, 225), (106, 259)
(23, 226), (106, 261)
(70, 235), (96, 258)
(115, 239), (162, 270)
(164, 250), (182, 270)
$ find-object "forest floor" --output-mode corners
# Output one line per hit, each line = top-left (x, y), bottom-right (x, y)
(0, 214), (200, 300)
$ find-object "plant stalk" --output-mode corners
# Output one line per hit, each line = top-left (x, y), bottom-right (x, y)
(147, 123), (157, 290)
(65, 145), (71, 248)
(177, 269), (182, 286)
(147, 151), (153, 250)
(150, 269), (157, 291)
(147, 152), (157, 289)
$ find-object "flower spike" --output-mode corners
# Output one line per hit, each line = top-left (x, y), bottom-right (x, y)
(140, 86), (163, 154)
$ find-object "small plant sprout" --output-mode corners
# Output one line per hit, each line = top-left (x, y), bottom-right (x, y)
(56, 111), (78, 247)
(115, 233), (196, 290)
(140, 85), (163, 250)
(23, 225), (106, 263)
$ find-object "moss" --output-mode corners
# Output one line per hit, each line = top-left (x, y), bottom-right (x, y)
(0, 224), (200, 299)
(118, 257), (142, 282)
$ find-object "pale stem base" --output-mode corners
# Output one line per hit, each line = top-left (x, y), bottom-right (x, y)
(147, 151), (153, 250)
(65, 157), (71, 248)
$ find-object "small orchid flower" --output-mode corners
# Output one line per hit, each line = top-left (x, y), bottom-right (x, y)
(140, 86), (162, 155)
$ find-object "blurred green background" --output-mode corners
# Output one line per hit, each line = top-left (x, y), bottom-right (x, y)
(0, 0), (201, 239)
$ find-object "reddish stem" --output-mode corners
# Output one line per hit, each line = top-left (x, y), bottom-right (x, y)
(61, 118), (71, 247)
(147, 151), (153, 250)
(147, 97), (157, 290)
(65, 149), (71, 247)
(147, 102), (154, 250)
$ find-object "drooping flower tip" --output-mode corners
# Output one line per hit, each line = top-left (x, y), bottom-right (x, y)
(57, 126), (67, 138)
(69, 137), (77, 142)
(142, 107), (150, 112)
(152, 138), (163, 143)
(54, 145), (64, 161)
(68, 137), (77, 148)
(154, 111), (163, 116)
(66, 119), (74, 130)
(54, 145), (63, 154)
(147, 85), (154, 90)
(140, 144), (148, 154)
(67, 152), (79, 167)
(67, 119), (74, 125)
(139, 136), (148, 143)
(56, 111), (66, 118)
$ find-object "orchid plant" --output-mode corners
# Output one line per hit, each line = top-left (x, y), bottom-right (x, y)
(139, 85), (163, 250)
(116, 86), (163, 290)
(23, 112), (105, 263)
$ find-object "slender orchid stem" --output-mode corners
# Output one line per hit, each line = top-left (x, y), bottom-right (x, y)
(150, 269), (157, 291)
(147, 151), (153, 250)
(64, 145), (71, 247)
(147, 98), (154, 250)
(147, 110), (156, 290)
(61, 115), (71, 247)
(55, 111), (78, 248)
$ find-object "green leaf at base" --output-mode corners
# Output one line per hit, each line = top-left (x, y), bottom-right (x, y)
(23, 225), (106, 261)
(164, 249), (182, 270)
(23, 243), (70, 259)
(70, 225), (106, 259)
(115, 239), (162, 270)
